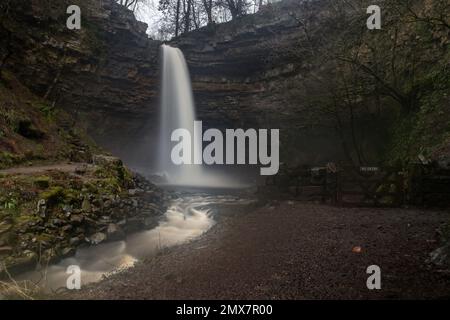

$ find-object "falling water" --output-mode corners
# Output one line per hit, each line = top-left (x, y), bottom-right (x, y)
(159, 44), (204, 186)
(159, 45), (242, 188)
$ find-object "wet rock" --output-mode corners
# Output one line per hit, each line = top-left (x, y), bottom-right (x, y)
(82, 198), (92, 212)
(1, 250), (38, 275)
(70, 214), (84, 224)
(69, 237), (81, 246)
(0, 246), (13, 257)
(107, 224), (125, 241)
(91, 206), (101, 214)
(143, 217), (157, 230)
(0, 222), (12, 235)
(63, 205), (73, 217)
(88, 232), (107, 245)
(51, 218), (65, 226)
(98, 216), (112, 225)
(62, 225), (73, 232)
(61, 247), (76, 258)
(36, 199), (47, 218)
(124, 217), (144, 234)
(128, 189), (143, 196)
(92, 155), (122, 167)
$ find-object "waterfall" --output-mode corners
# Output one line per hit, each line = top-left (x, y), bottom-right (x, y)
(158, 45), (243, 188)
(159, 45), (204, 186)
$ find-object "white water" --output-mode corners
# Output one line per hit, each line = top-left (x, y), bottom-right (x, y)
(14, 195), (252, 293)
(159, 45), (241, 188)
(159, 45), (203, 185)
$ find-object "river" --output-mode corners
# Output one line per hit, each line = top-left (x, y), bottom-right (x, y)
(14, 193), (255, 293)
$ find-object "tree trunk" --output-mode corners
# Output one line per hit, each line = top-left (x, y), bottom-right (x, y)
(202, 0), (213, 24)
(184, 0), (192, 33)
(175, 0), (181, 37)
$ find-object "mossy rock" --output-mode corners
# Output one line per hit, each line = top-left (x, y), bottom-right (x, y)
(33, 176), (51, 189)
(40, 186), (65, 206)
(0, 151), (22, 168)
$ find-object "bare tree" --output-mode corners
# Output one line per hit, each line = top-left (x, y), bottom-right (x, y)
(202, 0), (214, 24)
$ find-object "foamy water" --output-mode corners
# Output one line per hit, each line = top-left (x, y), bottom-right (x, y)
(14, 195), (252, 292)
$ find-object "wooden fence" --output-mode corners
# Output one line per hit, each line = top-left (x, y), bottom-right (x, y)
(335, 166), (404, 207)
(261, 163), (450, 208)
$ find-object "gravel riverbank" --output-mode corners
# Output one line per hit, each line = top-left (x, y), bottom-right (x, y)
(69, 201), (450, 299)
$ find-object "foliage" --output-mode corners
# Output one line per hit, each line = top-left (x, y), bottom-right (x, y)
(37, 103), (56, 121)
(286, 0), (450, 166)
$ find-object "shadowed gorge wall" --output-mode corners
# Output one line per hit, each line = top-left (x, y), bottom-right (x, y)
(0, 0), (161, 166)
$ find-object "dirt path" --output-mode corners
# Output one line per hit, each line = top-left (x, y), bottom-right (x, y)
(0, 163), (86, 175)
(70, 202), (450, 299)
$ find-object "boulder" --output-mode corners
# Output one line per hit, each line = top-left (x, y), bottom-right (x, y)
(61, 247), (76, 258)
(36, 199), (47, 218)
(0, 246), (13, 257)
(106, 224), (125, 241)
(69, 237), (81, 246)
(88, 232), (107, 245)
(70, 215), (84, 224)
(0, 222), (12, 235)
(81, 198), (92, 212)
(92, 155), (122, 167)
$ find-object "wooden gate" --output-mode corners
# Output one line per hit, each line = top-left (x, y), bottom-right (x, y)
(335, 166), (404, 207)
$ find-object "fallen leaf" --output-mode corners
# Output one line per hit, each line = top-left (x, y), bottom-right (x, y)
(352, 246), (362, 253)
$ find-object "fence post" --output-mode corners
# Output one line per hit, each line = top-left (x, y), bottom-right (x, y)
(336, 169), (343, 206)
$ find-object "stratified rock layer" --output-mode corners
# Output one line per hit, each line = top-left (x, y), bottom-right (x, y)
(0, 0), (361, 168)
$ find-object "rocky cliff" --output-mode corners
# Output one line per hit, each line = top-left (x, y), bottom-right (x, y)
(2, 0), (448, 171)
(1, 0), (345, 170)
(172, 0), (343, 165)
(1, 0), (161, 167)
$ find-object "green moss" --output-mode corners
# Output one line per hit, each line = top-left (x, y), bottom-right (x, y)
(37, 103), (56, 120)
(93, 159), (133, 190)
(0, 151), (22, 169)
(62, 188), (81, 206)
(33, 176), (51, 189)
(0, 193), (19, 217)
(40, 186), (65, 206)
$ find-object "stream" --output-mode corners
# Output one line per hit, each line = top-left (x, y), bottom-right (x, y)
(14, 193), (254, 293)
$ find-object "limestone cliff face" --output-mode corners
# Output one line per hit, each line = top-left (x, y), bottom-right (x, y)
(0, 0), (345, 168)
(172, 1), (304, 129)
(171, 0), (343, 164)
